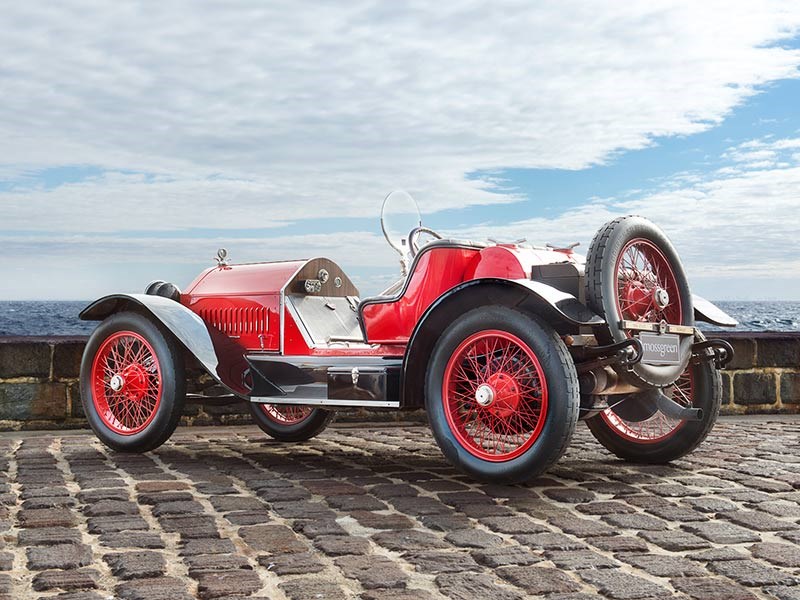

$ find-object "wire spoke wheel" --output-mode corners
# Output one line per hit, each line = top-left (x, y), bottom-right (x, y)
(616, 238), (682, 326)
(260, 404), (314, 425)
(442, 330), (548, 462)
(427, 307), (578, 483)
(91, 331), (162, 435)
(587, 330), (722, 464)
(586, 216), (694, 388)
(601, 367), (693, 444)
(249, 397), (333, 442)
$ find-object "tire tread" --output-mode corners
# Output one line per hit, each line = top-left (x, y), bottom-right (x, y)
(424, 306), (579, 483)
(249, 405), (335, 442)
(80, 311), (186, 453)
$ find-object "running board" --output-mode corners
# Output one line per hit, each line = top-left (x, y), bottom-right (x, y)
(245, 354), (402, 409)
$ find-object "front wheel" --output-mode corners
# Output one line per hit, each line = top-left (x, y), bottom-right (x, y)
(249, 403), (334, 442)
(425, 306), (579, 484)
(586, 333), (721, 463)
(80, 311), (186, 452)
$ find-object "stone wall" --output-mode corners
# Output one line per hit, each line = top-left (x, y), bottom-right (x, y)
(712, 331), (800, 414)
(0, 332), (797, 430)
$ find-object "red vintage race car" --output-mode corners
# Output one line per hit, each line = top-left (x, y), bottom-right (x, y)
(79, 191), (736, 483)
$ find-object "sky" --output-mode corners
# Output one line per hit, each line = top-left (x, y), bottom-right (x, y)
(1, 1), (800, 300)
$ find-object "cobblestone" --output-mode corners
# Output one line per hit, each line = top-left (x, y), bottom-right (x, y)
(195, 570), (262, 599)
(334, 555), (408, 589)
(577, 569), (672, 598)
(104, 551), (167, 580)
(262, 551), (325, 575)
(444, 528), (504, 548)
(471, 545), (542, 567)
(709, 559), (799, 587)
(435, 572), (524, 600)
(240, 523), (307, 554)
(31, 568), (99, 592)
(115, 576), (194, 600)
(683, 521), (763, 544)
(750, 542), (800, 567)
(313, 534), (372, 556)
(404, 550), (482, 574)
(0, 417), (797, 599)
(18, 527), (82, 546)
(26, 543), (92, 570)
(498, 565), (581, 594)
(670, 577), (759, 600)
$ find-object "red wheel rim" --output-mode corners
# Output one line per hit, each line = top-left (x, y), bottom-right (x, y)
(91, 331), (162, 435)
(601, 367), (693, 443)
(260, 404), (313, 425)
(442, 330), (548, 462)
(615, 238), (682, 327)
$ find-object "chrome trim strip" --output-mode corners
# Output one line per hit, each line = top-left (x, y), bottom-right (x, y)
(247, 354), (402, 367)
(279, 286), (285, 354)
(621, 320), (695, 335)
(249, 396), (399, 408)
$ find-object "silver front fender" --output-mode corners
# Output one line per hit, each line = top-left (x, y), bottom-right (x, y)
(80, 293), (244, 395)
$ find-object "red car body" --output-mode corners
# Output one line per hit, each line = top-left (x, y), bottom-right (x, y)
(79, 199), (737, 483)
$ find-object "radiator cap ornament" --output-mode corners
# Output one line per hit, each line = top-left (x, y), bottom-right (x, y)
(215, 248), (229, 267)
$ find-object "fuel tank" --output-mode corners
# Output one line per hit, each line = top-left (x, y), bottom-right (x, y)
(466, 244), (586, 299)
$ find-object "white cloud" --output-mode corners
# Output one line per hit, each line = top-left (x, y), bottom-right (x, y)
(2, 1), (800, 298)
(2, 2), (800, 229)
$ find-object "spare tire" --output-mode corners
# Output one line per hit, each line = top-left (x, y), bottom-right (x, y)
(585, 215), (693, 387)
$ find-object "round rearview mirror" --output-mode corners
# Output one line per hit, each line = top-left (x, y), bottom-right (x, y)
(381, 190), (421, 255)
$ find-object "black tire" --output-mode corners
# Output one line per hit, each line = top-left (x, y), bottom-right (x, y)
(425, 306), (579, 484)
(586, 332), (721, 463)
(585, 215), (694, 387)
(80, 311), (186, 453)
(249, 404), (334, 442)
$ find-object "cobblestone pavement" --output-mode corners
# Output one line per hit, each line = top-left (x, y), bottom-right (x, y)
(1, 416), (799, 600)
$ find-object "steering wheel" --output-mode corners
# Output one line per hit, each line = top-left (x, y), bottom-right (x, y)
(408, 226), (443, 256)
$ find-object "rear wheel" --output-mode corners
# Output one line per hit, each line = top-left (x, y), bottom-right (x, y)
(80, 311), (185, 452)
(425, 306), (579, 484)
(586, 332), (721, 463)
(249, 403), (334, 442)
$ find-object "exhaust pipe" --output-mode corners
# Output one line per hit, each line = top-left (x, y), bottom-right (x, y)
(649, 388), (703, 421)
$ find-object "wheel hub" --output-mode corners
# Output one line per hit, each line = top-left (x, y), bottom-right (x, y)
(653, 287), (670, 310)
(117, 363), (149, 401)
(109, 374), (125, 392)
(623, 280), (651, 319)
(475, 384), (494, 406)
(484, 372), (521, 418)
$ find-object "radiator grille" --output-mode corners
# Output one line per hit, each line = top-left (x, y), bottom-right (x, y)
(199, 306), (269, 335)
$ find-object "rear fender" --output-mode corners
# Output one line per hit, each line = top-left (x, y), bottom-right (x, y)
(400, 279), (602, 408)
(693, 294), (737, 327)
(80, 293), (246, 396)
